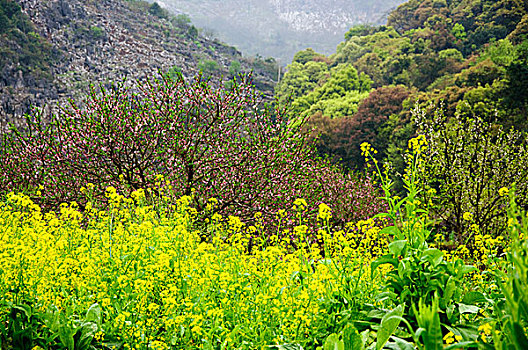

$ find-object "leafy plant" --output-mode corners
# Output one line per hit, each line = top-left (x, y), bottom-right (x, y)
(363, 136), (479, 341)
(197, 59), (220, 77)
(317, 323), (364, 350)
(0, 302), (102, 349)
(493, 191), (528, 349)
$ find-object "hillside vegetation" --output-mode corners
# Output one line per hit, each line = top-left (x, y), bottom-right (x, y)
(277, 0), (528, 237)
(278, 0), (528, 166)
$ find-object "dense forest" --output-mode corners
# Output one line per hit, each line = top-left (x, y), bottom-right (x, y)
(277, 0), (528, 169)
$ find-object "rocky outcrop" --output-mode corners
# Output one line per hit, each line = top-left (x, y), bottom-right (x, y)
(1, 0), (276, 129)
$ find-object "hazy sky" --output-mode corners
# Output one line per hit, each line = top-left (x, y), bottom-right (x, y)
(157, 0), (405, 62)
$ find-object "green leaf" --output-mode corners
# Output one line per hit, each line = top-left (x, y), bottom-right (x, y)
(381, 226), (402, 237)
(421, 248), (444, 267)
(458, 303), (480, 314)
(462, 291), (488, 305)
(323, 334), (344, 350)
(77, 322), (98, 350)
(12, 304), (32, 320)
(444, 341), (478, 349)
(455, 261), (477, 278)
(388, 240), (407, 256)
(443, 277), (456, 306)
(274, 343), (305, 350)
(415, 298), (443, 350)
(512, 321), (528, 349)
(376, 304), (404, 350)
(343, 324), (363, 350)
(388, 336), (416, 350)
(58, 325), (76, 350)
(371, 255), (399, 272)
(85, 303), (101, 327)
(398, 259), (409, 279)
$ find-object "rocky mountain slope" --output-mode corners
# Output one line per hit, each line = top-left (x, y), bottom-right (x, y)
(0, 0), (277, 128)
(155, 0), (406, 62)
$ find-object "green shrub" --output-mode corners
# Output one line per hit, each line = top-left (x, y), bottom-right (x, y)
(414, 105), (528, 239)
(148, 2), (168, 19)
(229, 60), (241, 76)
(197, 59), (219, 77)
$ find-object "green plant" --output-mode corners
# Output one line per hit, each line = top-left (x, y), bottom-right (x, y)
(0, 302), (102, 349)
(229, 60), (241, 76)
(317, 323), (364, 350)
(89, 26), (104, 40)
(493, 191), (528, 349)
(172, 13), (191, 29)
(148, 2), (168, 19)
(166, 65), (182, 80)
(363, 136), (480, 343)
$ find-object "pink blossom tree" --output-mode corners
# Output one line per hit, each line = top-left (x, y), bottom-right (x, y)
(1, 73), (385, 232)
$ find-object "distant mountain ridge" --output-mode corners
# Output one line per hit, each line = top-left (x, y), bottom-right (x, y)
(154, 0), (406, 62)
(0, 0), (277, 127)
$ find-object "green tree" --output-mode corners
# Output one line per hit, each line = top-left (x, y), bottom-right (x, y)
(275, 61), (328, 106)
(451, 23), (467, 40)
(148, 2), (167, 19)
(292, 48), (325, 64)
(172, 13), (191, 28)
(415, 106), (528, 239)
(291, 64), (372, 120)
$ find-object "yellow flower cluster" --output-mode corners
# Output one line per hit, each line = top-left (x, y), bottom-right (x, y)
(0, 191), (382, 348)
(443, 331), (462, 345)
(407, 134), (428, 155)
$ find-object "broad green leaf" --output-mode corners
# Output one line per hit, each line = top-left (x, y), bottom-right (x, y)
(85, 303), (102, 326)
(458, 303), (480, 314)
(388, 240), (407, 256)
(371, 255), (399, 272)
(421, 248), (444, 267)
(77, 322), (98, 350)
(360, 330), (371, 348)
(422, 313), (443, 350)
(376, 304), (404, 350)
(58, 325), (76, 350)
(462, 291), (488, 305)
(415, 299), (443, 350)
(323, 334), (344, 350)
(455, 262), (477, 278)
(443, 277), (456, 307)
(388, 336), (416, 350)
(398, 260), (409, 279)
(512, 321), (528, 349)
(444, 325), (479, 343)
(381, 226), (402, 237)
(343, 324), (363, 350)
(12, 304), (31, 320)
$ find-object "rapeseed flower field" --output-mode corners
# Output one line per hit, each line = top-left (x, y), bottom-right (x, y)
(0, 187), (390, 349)
(2, 135), (528, 350)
